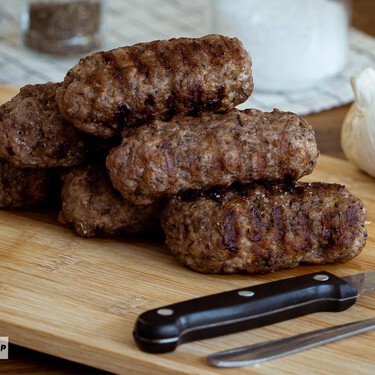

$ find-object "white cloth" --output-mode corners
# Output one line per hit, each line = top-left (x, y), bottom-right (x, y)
(0, 0), (374, 115)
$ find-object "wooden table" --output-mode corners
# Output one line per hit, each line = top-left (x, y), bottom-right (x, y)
(1, 1), (375, 373)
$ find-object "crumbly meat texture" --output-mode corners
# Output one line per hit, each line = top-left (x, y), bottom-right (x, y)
(58, 164), (162, 237)
(106, 108), (319, 205)
(0, 82), (98, 168)
(0, 158), (52, 208)
(56, 34), (254, 138)
(161, 182), (367, 274)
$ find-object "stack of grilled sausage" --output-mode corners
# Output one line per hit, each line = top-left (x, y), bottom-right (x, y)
(0, 35), (367, 273)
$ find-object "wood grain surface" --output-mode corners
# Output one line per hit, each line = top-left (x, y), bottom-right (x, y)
(1, 95), (375, 374)
(0, 152), (375, 375)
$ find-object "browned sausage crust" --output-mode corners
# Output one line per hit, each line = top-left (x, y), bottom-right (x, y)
(58, 164), (162, 237)
(106, 108), (319, 205)
(161, 182), (367, 274)
(0, 83), (95, 168)
(56, 34), (254, 138)
(0, 159), (52, 208)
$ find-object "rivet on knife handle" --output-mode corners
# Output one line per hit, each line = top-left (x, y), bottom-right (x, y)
(207, 317), (375, 367)
(133, 271), (360, 353)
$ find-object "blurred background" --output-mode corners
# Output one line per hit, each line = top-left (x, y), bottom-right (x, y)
(0, 0), (210, 84)
(0, 0), (374, 116)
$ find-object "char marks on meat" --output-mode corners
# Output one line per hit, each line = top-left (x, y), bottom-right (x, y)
(56, 34), (254, 138)
(106, 108), (319, 205)
(161, 182), (367, 274)
(0, 34), (367, 274)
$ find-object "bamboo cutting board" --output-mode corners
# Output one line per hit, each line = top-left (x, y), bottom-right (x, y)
(0, 87), (375, 374)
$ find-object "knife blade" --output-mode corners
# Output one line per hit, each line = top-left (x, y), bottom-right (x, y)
(207, 317), (375, 367)
(133, 270), (375, 353)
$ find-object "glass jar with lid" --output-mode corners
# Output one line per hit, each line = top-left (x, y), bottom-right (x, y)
(21, 0), (106, 57)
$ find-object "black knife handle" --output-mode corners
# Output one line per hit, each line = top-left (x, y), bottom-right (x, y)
(133, 271), (358, 353)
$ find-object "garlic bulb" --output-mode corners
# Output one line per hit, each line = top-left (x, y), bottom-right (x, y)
(341, 67), (375, 178)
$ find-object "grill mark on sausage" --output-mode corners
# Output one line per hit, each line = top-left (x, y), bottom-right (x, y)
(188, 83), (204, 116)
(165, 91), (178, 120)
(161, 182), (367, 274)
(56, 35), (254, 137)
(106, 108), (319, 205)
(222, 208), (239, 255)
(116, 103), (133, 126)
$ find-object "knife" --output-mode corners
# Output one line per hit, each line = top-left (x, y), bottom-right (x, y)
(207, 317), (375, 367)
(133, 270), (375, 353)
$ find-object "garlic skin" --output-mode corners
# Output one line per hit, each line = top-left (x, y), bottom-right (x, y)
(341, 67), (375, 178)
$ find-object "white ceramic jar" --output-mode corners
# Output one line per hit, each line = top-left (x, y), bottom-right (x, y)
(210, 0), (351, 92)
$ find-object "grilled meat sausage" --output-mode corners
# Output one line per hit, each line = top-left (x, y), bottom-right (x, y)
(0, 158), (52, 208)
(161, 182), (367, 274)
(0, 83), (95, 168)
(56, 34), (253, 138)
(58, 164), (162, 237)
(106, 108), (319, 205)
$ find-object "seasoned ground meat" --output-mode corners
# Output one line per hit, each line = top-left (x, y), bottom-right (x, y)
(161, 182), (367, 274)
(0, 158), (52, 208)
(58, 164), (162, 237)
(106, 108), (319, 205)
(56, 34), (253, 138)
(0, 82), (98, 168)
